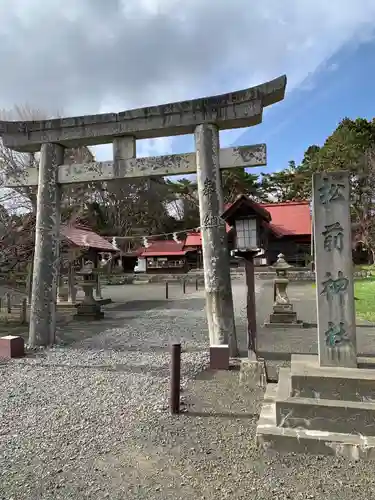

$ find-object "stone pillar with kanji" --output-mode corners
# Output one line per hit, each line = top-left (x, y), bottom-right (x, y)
(312, 171), (357, 368)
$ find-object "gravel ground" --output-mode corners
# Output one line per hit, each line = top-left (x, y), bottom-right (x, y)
(1, 281), (375, 499)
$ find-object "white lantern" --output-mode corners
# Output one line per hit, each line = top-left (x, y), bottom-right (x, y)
(235, 218), (258, 250)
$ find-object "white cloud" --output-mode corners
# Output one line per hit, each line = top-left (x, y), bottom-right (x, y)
(0, 0), (374, 157)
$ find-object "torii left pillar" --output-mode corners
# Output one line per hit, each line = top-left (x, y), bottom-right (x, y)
(195, 124), (237, 358)
(29, 143), (64, 347)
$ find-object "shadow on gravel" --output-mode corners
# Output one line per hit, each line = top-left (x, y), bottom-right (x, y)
(18, 361), (172, 377)
(183, 410), (259, 420)
(108, 298), (204, 312)
(194, 365), (240, 382)
(108, 300), (170, 312)
(55, 317), (128, 345)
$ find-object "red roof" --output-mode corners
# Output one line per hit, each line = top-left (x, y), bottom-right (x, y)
(61, 225), (117, 251)
(185, 232), (202, 246)
(185, 219), (231, 248)
(142, 251), (187, 257)
(261, 201), (311, 236)
(140, 240), (189, 257)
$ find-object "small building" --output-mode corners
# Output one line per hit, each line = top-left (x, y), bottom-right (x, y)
(113, 199), (312, 274)
(139, 240), (198, 274)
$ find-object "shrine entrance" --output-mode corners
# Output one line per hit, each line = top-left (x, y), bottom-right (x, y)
(1, 75), (287, 347)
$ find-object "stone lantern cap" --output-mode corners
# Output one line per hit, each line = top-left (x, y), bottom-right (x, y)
(272, 253), (292, 272)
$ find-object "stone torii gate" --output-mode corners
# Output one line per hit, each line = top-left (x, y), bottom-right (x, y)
(0, 75), (287, 348)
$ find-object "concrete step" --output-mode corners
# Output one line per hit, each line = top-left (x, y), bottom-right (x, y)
(263, 382), (278, 403)
(291, 354), (375, 402)
(257, 400), (375, 461)
(276, 397), (375, 436)
(273, 365), (375, 436)
(256, 376), (375, 460)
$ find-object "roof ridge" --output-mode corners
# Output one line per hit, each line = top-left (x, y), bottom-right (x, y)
(260, 200), (309, 206)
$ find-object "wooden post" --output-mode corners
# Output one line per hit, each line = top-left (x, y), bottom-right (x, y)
(57, 270), (64, 303)
(170, 343), (181, 414)
(29, 143), (64, 347)
(20, 298), (27, 324)
(5, 293), (11, 314)
(313, 171), (357, 367)
(195, 123), (237, 356)
(244, 253), (257, 357)
(68, 260), (75, 304)
(26, 256), (33, 305)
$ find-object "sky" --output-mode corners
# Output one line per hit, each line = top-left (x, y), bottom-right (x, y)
(0, 0), (375, 177)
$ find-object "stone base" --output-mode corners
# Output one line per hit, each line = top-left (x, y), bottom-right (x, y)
(269, 311), (298, 324)
(57, 298), (112, 308)
(73, 303), (104, 321)
(256, 355), (375, 460)
(0, 335), (25, 359)
(239, 358), (267, 388)
(210, 345), (230, 370)
(263, 320), (304, 329)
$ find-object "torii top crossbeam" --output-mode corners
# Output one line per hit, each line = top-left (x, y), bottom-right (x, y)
(0, 75), (286, 152)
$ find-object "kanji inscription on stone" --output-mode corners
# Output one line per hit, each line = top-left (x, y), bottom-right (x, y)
(202, 178), (216, 197)
(318, 177), (345, 204)
(320, 270), (349, 303)
(202, 213), (224, 228)
(325, 321), (349, 347)
(322, 222), (344, 252)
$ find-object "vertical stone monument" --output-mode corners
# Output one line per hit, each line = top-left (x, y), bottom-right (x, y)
(256, 171), (375, 460)
(313, 172), (357, 367)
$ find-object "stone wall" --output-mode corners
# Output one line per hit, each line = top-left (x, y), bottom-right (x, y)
(100, 269), (372, 285)
(255, 269), (373, 282)
(101, 270), (245, 285)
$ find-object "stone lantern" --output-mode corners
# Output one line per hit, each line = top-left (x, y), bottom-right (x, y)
(268, 253), (299, 326)
(74, 260), (104, 320)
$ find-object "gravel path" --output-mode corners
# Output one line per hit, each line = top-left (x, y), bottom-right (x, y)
(1, 280), (375, 499)
(0, 285), (212, 499)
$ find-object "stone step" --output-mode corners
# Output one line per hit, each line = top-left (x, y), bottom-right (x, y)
(257, 402), (375, 461)
(256, 377), (375, 461)
(264, 382), (278, 403)
(276, 367), (292, 399)
(291, 354), (375, 402)
(276, 397), (375, 436)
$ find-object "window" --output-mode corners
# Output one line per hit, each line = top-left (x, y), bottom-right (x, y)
(147, 258), (185, 268)
(235, 218), (258, 250)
